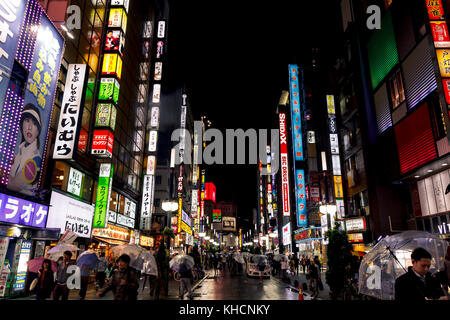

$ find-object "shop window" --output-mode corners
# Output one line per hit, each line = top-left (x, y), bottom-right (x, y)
(388, 69), (405, 109)
(424, 218), (431, 233)
(118, 194), (125, 214)
(432, 216), (440, 234)
(80, 174), (93, 202)
(155, 175), (162, 185)
(52, 162), (70, 191)
(109, 190), (119, 212)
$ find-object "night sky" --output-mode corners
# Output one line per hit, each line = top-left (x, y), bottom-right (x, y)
(168, 1), (343, 224)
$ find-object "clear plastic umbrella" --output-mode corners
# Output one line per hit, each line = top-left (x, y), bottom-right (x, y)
(47, 243), (80, 260)
(111, 244), (153, 271)
(169, 254), (194, 271)
(358, 231), (448, 300)
(233, 252), (245, 264)
(142, 253), (158, 276)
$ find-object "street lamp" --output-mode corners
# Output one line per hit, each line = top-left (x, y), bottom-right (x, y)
(162, 200), (178, 212)
(198, 232), (206, 237)
(204, 236), (210, 240)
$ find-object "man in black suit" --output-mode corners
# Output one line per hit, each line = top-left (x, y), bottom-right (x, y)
(395, 247), (447, 300)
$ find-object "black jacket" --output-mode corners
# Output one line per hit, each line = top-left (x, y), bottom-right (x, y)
(99, 267), (139, 300)
(36, 269), (55, 299)
(394, 267), (445, 300)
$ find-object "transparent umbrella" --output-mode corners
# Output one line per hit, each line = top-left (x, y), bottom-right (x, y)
(111, 244), (153, 271)
(233, 253), (245, 264)
(142, 253), (158, 276)
(358, 231), (448, 300)
(169, 254), (194, 271)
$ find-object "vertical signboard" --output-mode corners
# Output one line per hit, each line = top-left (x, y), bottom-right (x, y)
(93, 163), (113, 228)
(295, 169), (307, 227)
(140, 174), (154, 230)
(14, 240), (32, 292)
(288, 65), (304, 161)
(279, 112), (291, 217)
(53, 64), (88, 159)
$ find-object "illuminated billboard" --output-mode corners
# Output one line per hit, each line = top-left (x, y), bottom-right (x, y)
(295, 169), (307, 228)
(288, 64), (304, 161)
(279, 112), (291, 217)
(204, 182), (216, 203)
(93, 163), (114, 228)
(91, 130), (114, 158)
(95, 103), (117, 131)
(102, 54), (123, 79)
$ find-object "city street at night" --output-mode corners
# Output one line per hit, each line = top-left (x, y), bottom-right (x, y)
(0, 1), (449, 316)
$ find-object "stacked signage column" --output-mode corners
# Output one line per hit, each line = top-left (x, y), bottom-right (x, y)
(141, 20), (167, 231)
(91, 1), (130, 229)
(426, 1), (450, 140)
(191, 126), (200, 243)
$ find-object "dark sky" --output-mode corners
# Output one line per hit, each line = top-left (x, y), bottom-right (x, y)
(167, 1), (343, 223)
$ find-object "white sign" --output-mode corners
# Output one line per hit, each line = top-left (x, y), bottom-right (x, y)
(307, 131), (316, 144)
(330, 134), (339, 155)
(186, 233), (193, 246)
(111, 0), (130, 13)
(0, 237), (9, 269)
(157, 21), (166, 38)
(182, 210), (191, 227)
(191, 190), (198, 217)
(222, 217), (236, 232)
(417, 169), (450, 216)
(332, 155), (341, 175)
(99, 163), (112, 178)
(149, 130), (158, 152)
(147, 155), (156, 175)
(154, 62), (162, 81)
(67, 167), (83, 197)
(282, 223), (291, 245)
(345, 218), (366, 232)
(140, 175), (155, 230)
(152, 84), (161, 103)
(53, 64), (87, 159)
(108, 211), (117, 223)
(116, 213), (135, 229)
(124, 198), (136, 219)
(150, 107), (159, 127)
(336, 199), (345, 219)
(59, 230), (78, 244)
(47, 191), (95, 238)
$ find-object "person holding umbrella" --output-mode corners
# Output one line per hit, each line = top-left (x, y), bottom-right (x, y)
(95, 253), (108, 290)
(395, 247), (447, 300)
(178, 261), (193, 300)
(96, 254), (139, 300)
(53, 251), (74, 300)
(35, 259), (55, 300)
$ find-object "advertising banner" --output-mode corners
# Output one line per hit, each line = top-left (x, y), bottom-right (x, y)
(204, 182), (216, 203)
(5, 10), (64, 195)
(111, 0), (130, 13)
(95, 103), (117, 130)
(295, 169), (307, 228)
(282, 223), (291, 245)
(116, 213), (134, 229)
(222, 217), (236, 232)
(288, 65), (303, 161)
(0, 0), (26, 116)
(425, 0), (444, 20)
(108, 8), (128, 33)
(149, 130), (158, 152)
(53, 64), (88, 160)
(47, 191), (94, 238)
(93, 163), (113, 228)
(279, 112), (291, 217)
(91, 130), (114, 158)
(0, 237), (10, 269)
(14, 240), (32, 292)
(150, 107), (159, 127)
(104, 30), (125, 55)
(67, 167), (83, 197)
(430, 21), (450, 47)
(146, 155), (156, 175)
(157, 21), (166, 38)
(334, 176), (344, 199)
(92, 225), (130, 241)
(102, 53), (123, 79)
(345, 217), (366, 232)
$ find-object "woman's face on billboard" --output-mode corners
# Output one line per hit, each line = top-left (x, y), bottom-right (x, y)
(23, 117), (39, 144)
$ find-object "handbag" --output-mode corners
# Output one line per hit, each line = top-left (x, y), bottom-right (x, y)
(30, 277), (39, 291)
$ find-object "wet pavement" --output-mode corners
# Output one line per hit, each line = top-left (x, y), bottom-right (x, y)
(190, 269), (300, 300)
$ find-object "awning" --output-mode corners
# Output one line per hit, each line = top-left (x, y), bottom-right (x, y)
(93, 236), (128, 245)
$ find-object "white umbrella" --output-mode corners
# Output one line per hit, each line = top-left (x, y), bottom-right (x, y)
(169, 254), (194, 271)
(233, 253), (245, 264)
(47, 243), (80, 260)
(111, 244), (154, 271)
(142, 254), (158, 276)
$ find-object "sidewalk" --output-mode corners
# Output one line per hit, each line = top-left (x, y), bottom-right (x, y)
(15, 273), (205, 300)
(272, 268), (330, 300)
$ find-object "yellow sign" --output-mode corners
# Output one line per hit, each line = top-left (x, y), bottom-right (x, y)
(109, 8), (128, 33)
(436, 49), (450, 77)
(180, 221), (192, 235)
(140, 235), (154, 247)
(334, 176), (344, 199)
(177, 198), (182, 233)
(326, 95), (335, 114)
(102, 54), (123, 79)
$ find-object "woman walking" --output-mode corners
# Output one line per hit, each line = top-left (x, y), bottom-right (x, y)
(35, 259), (55, 300)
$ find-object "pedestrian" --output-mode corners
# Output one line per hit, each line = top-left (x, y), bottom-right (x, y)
(394, 247), (447, 300)
(308, 258), (319, 299)
(178, 262), (193, 300)
(53, 251), (74, 300)
(96, 254), (139, 300)
(280, 257), (288, 281)
(290, 255), (295, 274)
(221, 254), (227, 274)
(95, 253), (108, 290)
(213, 254), (219, 277)
(78, 263), (91, 300)
(314, 256), (321, 274)
(154, 243), (169, 299)
(294, 254), (299, 275)
(257, 258), (267, 283)
(35, 259), (55, 300)
(301, 255), (306, 274)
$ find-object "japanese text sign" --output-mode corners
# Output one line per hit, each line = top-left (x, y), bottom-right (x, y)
(289, 65), (304, 161)
(53, 64), (88, 160)
(140, 174), (154, 230)
(91, 130), (114, 158)
(0, 192), (48, 228)
(295, 169), (307, 228)
(93, 163), (113, 228)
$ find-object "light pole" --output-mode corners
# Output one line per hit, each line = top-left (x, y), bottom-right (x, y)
(161, 200), (179, 250)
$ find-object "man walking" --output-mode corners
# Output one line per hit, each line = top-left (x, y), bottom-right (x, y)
(95, 253), (108, 290)
(53, 251), (74, 300)
(178, 262), (193, 300)
(395, 247), (447, 300)
(96, 254), (139, 300)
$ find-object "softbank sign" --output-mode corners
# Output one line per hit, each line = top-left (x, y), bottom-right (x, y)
(279, 113), (290, 216)
(171, 122), (280, 175)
